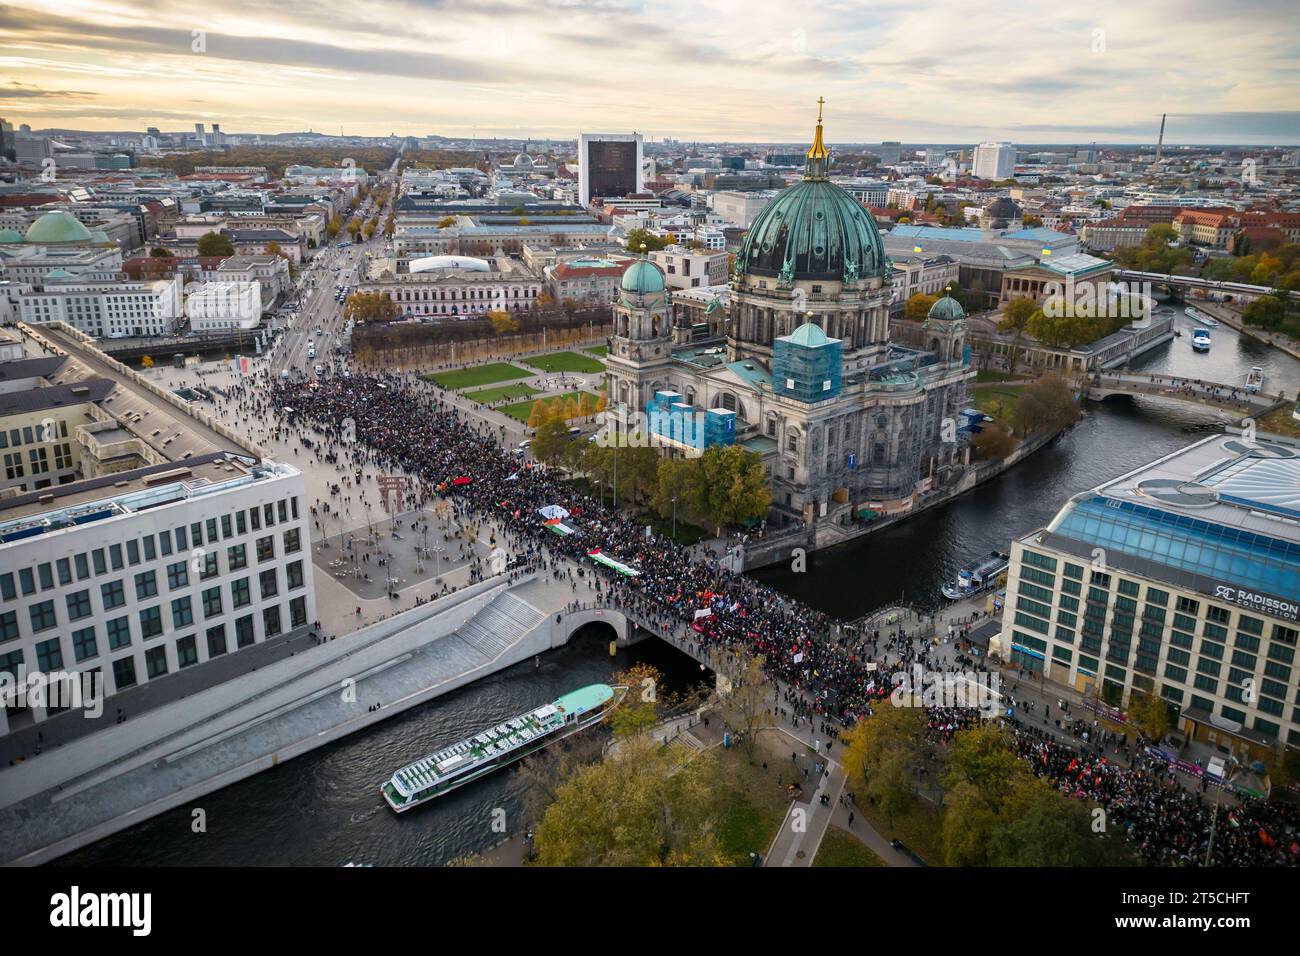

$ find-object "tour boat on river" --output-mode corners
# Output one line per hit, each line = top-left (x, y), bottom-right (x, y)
(941, 551), (1010, 601)
(382, 684), (622, 812)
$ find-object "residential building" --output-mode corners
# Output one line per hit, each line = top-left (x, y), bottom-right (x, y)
(649, 244), (729, 290)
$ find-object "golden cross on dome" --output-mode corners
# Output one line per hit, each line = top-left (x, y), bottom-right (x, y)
(817, 96), (825, 122)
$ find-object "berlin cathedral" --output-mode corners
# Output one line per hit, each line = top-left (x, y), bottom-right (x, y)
(604, 105), (974, 532)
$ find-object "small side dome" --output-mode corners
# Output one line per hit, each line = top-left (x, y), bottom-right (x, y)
(620, 259), (666, 296)
(927, 293), (966, 322)
(0, 228), (23, 243)
(784, 322), (832, 346)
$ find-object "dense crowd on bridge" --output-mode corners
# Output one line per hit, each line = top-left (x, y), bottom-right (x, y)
(244, 367), (1297, 866)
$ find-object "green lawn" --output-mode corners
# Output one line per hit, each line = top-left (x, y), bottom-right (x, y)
(714, 744), (791, 866)
(584, 345), (608, 357)
(858, 795), (943, 866)
(465, 382), (540, 403)
(502, 390), (599, 423)
(813, 826), (886, 867)
(971, 384), (1025, 423)
(975, 369), (1023, 384)
(425, 362), (533, 390)
(524, 350), (606, 374)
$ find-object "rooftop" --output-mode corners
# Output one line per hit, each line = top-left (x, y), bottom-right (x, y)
(1037, 434), (1300, 613)
(0, 454), (290, 531)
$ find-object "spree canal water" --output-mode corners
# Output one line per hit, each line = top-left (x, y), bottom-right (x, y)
(55, 308), (1300, 867)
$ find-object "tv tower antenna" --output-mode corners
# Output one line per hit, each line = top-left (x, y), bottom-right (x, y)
(1154, 113), (1166, 166)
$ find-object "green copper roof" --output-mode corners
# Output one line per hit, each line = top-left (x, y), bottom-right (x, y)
(0, 228), (23, 243)
(621, 258), (666, 294)
(737, 106), (885, 284)
(738, 177), (885, 283)
(784, 322), (832, 347)
(927, 294), (965, 322)
(24, 211), (93, 244)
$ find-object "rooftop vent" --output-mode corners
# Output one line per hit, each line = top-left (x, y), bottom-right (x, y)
(144, 467), (192, 486)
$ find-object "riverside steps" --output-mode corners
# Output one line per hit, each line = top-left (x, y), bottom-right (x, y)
(0, 567), (688, 866)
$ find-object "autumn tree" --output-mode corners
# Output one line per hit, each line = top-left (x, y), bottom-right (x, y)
(488, 309), (519, 340)
(904, 293), (939, 323)
(532, 414), (573, 469)
(624, 228), (670, 253)
(999, 296), (1038, 370)
(196, 231), (234, 257)
(841, 707), (931, 829)
(712, 647), (772, 764)
(970, 423), (1015, 459)
(694, 445), (771, 535)
(345, 291), (399, 324)
(650, 456), (706, 528)
(532, 736), (728, 866)
(1012, 374), (1080, 436)
(608, 662), (668, 739)
(1127, 691), (1171, 744)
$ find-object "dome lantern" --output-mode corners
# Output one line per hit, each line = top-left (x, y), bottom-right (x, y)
(736, 104), (886, 284)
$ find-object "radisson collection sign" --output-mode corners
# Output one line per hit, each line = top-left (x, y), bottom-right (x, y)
(1212, 585), (1299, 623)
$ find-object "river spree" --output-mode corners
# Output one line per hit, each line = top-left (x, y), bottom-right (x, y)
(57, 308), (1300, 867)
(756, 308), (1300, 618)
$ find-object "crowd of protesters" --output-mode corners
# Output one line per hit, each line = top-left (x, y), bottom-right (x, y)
(247, 366), (1297, 866)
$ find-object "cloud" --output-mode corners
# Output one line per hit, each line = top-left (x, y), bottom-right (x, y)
(0, 0), (1296, 141)
(0, 82), (100, 100)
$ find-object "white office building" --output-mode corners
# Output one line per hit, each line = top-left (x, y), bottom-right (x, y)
(0, 456), (315, 736)
(185, 280), (262, 332)
(973, 142), (1017, 180)
(19, 275), (183, 338)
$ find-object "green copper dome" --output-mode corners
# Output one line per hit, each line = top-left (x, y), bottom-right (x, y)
(620, 258), (666, 296)
(737, 107), (885, 284)
(0, 228), (23, 243)
(24, 211), (93, 244)
(926, 294), (965, 322)
(784, 322), (832, 347)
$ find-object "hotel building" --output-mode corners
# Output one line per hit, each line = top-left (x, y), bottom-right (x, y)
(996, 434), (1300, 761)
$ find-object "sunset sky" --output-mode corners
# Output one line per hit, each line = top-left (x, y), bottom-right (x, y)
(1, 0), (1297, 143)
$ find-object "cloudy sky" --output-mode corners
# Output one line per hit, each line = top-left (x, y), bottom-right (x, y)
(1, 0), (1297, 143)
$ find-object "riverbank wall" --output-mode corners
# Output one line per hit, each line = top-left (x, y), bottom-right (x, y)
(738, 426), (1067, 572)
(1196, 300), (1300, 362)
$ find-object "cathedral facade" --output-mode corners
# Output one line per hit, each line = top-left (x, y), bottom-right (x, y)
(604, 107), (974, 530)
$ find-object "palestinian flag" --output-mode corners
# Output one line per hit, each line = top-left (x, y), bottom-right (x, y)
(587, 549), (640, 576)
(546, 518), (576, 536)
